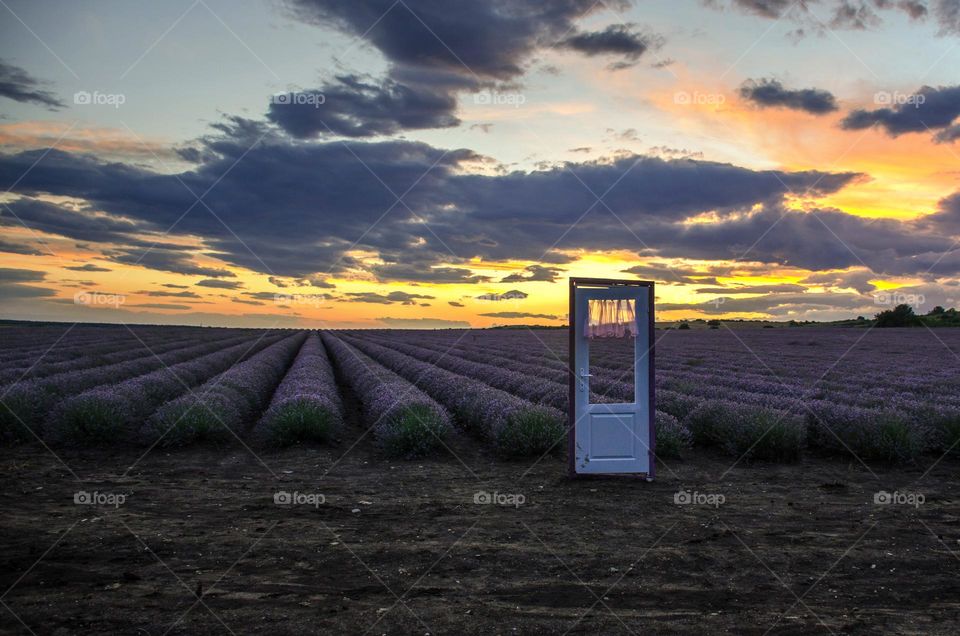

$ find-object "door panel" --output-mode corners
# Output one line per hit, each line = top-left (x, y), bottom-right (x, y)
(572, 283), (652, 476)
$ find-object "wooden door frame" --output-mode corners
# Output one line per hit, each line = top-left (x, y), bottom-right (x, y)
(567, 278), (656, 478)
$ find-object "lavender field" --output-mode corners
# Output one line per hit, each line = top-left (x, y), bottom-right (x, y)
(2, 322), (958, 466)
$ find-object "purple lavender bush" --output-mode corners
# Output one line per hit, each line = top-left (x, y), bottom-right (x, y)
(47, 334), (285, 445)
(321, 333), (451, 458)
(1, 334), (260, 443)
(684, 399), (805, 461)
(342, 335), (565, 457)
(806, 400), (929, 463)
(655, 411), (692, 459)
(253, 334), (344, 446)
(142, 333), (306, 447)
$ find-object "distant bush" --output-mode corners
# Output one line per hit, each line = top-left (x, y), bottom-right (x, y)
(684, 400), (805, 462)
(875, 304), (920, 328)
(806, 401), (929, 463)
(678, 322), (691, 330)
(655, 411), (692, 458)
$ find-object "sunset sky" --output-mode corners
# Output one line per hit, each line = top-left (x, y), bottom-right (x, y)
(1, 0), (960, 328)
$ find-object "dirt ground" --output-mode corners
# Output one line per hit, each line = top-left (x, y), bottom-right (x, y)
(2, 409), (960, 636)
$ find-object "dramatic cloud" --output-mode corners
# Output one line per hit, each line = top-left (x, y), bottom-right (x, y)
(275, 0), (646, 137)
(344, 290), (435, 305)
(371, 263), (491, 284)
(0, 239), (43, 256)
(840, 85), (960, 141)
(106, 248), (235, 278)
(196, 279), (244, 289)
(267, 76), (459, 138)
(0, 59), (64, 109)
(0, 267), (56, 299)
(5, 133), (955, 286)
(800, 268), (878, 293)
(500, 264), (563, 283)
(739, 78), (838, 114)
(707, 1), (955, 35)
(694, 283), (807, 294)
(138, 289), (202, 298)
(448, 301), (465, 307)
(478, 311), (560, 319)
(558, 24), (660, 69)
(64, 263), (112, 272)
(622, 263), (720, 285)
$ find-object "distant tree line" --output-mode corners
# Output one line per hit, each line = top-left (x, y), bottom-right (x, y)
(874, 304), (960, 328)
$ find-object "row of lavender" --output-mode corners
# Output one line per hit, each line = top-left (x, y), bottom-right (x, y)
(1, 328), (346, 451)
(349, 329), (960, 463)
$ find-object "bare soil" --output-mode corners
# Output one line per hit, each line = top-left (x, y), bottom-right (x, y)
(2, 412), (960, 635)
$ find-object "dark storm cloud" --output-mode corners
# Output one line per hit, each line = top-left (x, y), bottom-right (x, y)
(694, 283), (807, 294)
(267, 76), (459, 138)
(0, 59), (64, 109)
(1, 197), (147, 244)
(558, 24), (659, 69)
(840, 85), (960, 140)
(275, 0), (647, 137)
(500, 264), (563, 283)
(196, 279), (244, 289)
(106, 248), (235, 278)
(370, 263), (492, 284)
(137, 289), (202, 298)
(288, 0), (626, 78)
(344, 291), (435, 305)
(64, 263), (112, 272)
(915, 190), (960, 233)
(622, 263), (719, 284)
(800, 268), (878, 293)
(0, 239), (44, 256)
(739, 78), (838, 114)
(0, 267), (56, 299)
(0, 267), (46, 283)
(2, 132), (955, 282)
(707, 1), (953, 34)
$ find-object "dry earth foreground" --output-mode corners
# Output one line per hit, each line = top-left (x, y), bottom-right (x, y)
(1, 323), (959, 634)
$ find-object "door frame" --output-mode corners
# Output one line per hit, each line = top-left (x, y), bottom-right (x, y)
(567, 277), (656, 478)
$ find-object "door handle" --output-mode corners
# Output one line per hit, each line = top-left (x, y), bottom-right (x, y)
(578, 369), (592, 390)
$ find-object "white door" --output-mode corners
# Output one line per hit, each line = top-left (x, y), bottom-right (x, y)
(572, 284), (652, 476)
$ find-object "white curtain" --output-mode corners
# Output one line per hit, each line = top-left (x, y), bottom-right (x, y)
(586, 299), (638, 338)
